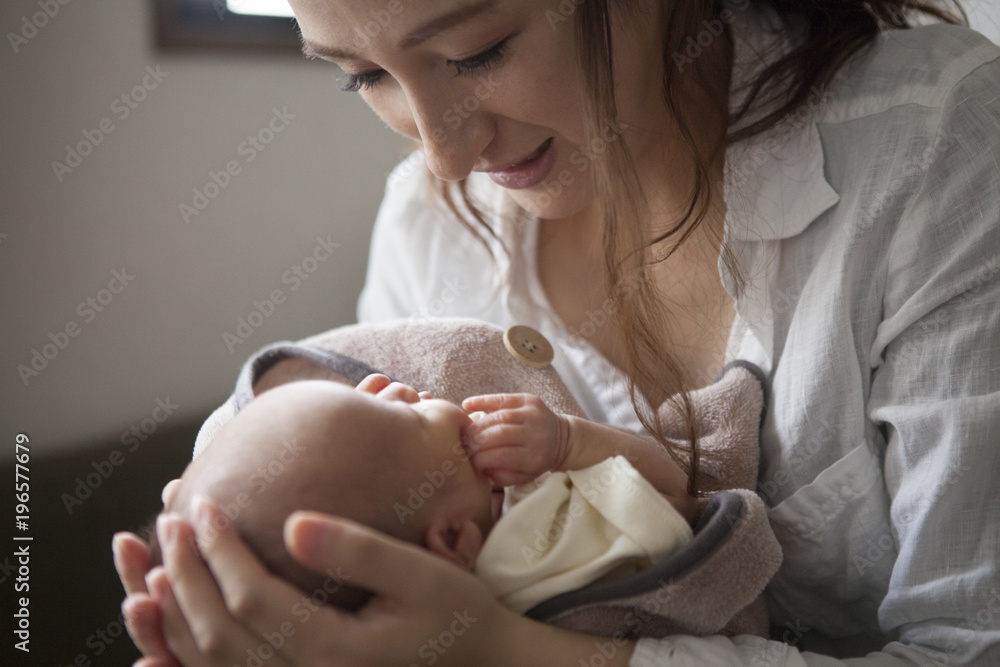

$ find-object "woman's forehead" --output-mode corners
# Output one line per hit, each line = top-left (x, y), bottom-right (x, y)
(292, 0), (507, 58)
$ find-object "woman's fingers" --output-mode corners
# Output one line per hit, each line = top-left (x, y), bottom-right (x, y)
(115, 533), (181, 663)
(114, 532), (152, 595)
(281, 511), (512, 665)
(158, 514), (289, 666)
(135, 658), (181, 667)
(121, 594), (178, 664)
(285, 512), (438, 602)
(188, 500), (343, 642)
(144, 569), (201, 666)
(161, 479), (183, 506)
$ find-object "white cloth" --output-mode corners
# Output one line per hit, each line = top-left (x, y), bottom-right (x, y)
(474, 456), (693, 614)
(356, 5), (1000, 666)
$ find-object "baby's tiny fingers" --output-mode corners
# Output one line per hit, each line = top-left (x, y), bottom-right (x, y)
(356, 374), (392, 395)
(378, 382), (421, 403)
(462, 393), (530, 411)
(467, 443), (538, 479)
(463, 423), (509, 455)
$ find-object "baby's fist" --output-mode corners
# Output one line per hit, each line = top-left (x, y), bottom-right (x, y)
(461, 394), (571, 486)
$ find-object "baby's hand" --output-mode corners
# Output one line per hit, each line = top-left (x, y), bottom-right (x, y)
(356, 373), (431, 403)
(461, 394), (571, 486)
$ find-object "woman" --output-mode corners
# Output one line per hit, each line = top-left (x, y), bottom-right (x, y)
(114, 0), (1000, 663)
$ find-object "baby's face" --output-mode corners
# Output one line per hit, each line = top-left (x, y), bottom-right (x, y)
(350, 386), (502, 532)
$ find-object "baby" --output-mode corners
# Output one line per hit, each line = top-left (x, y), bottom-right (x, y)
(151, 374), (697, 613)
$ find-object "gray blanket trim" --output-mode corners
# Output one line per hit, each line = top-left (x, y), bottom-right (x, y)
(232, 341), (385, 412)
(524, 491), (744, 621)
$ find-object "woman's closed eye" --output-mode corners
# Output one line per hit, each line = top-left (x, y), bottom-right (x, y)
(338, 36), (512, 93)
(449, 36), (510, 76)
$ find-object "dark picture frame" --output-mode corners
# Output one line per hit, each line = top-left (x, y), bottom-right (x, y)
(153, 0), (302, 53)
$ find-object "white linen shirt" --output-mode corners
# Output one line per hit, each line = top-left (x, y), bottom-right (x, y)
(356, 5), (1000, 665)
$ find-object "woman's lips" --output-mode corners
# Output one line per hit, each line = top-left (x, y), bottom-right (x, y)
(487, 138), (556, 190)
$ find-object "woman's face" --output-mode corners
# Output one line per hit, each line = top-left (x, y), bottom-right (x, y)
(289, 0), (666, 220)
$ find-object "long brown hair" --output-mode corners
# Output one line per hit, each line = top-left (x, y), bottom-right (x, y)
(435, 0), (967, 496)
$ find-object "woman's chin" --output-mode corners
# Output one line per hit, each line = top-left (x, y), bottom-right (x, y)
(507, 183), (596, 221)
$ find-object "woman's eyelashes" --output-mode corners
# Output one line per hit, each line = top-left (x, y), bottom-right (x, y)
(338, 69), (384, 92)
(449, 36), (510, 76)
(337, 36), (512, 93)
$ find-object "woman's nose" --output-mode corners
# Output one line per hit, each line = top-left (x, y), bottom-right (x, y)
(405, 82), (494, 181)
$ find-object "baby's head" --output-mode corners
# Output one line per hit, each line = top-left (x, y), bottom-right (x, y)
(153, 380), (500, 608)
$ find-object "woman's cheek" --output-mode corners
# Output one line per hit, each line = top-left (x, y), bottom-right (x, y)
(366, 92), (422, 141)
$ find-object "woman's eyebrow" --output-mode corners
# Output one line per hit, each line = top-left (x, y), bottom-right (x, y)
(301, 40), (356, 61)
(399, 0), (499, 49)
(300, 0), (498, 60)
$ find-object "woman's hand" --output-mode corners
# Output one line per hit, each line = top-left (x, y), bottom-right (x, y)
(461, 393), (572, 486)
(113, 480), (184, 667)
(150, 498), (525, 667)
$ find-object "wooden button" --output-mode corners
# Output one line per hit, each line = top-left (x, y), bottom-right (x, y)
(503, 325), (554, 369)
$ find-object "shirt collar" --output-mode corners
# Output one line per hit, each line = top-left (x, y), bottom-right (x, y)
(722, 0), (841, 243)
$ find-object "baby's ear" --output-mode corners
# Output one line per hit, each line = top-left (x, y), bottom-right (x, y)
(424, 517), (483, 572)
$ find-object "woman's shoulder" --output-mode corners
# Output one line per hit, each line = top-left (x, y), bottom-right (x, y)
(811, 26), (1000, 332)
(820, 23), (1000, 125)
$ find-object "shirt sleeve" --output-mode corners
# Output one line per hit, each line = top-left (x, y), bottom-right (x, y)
(631, 45), (1000, 667)
(862, 54), (1000, 664)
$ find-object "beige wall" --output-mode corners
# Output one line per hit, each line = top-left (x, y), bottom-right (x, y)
(1, 1), (408, 461)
